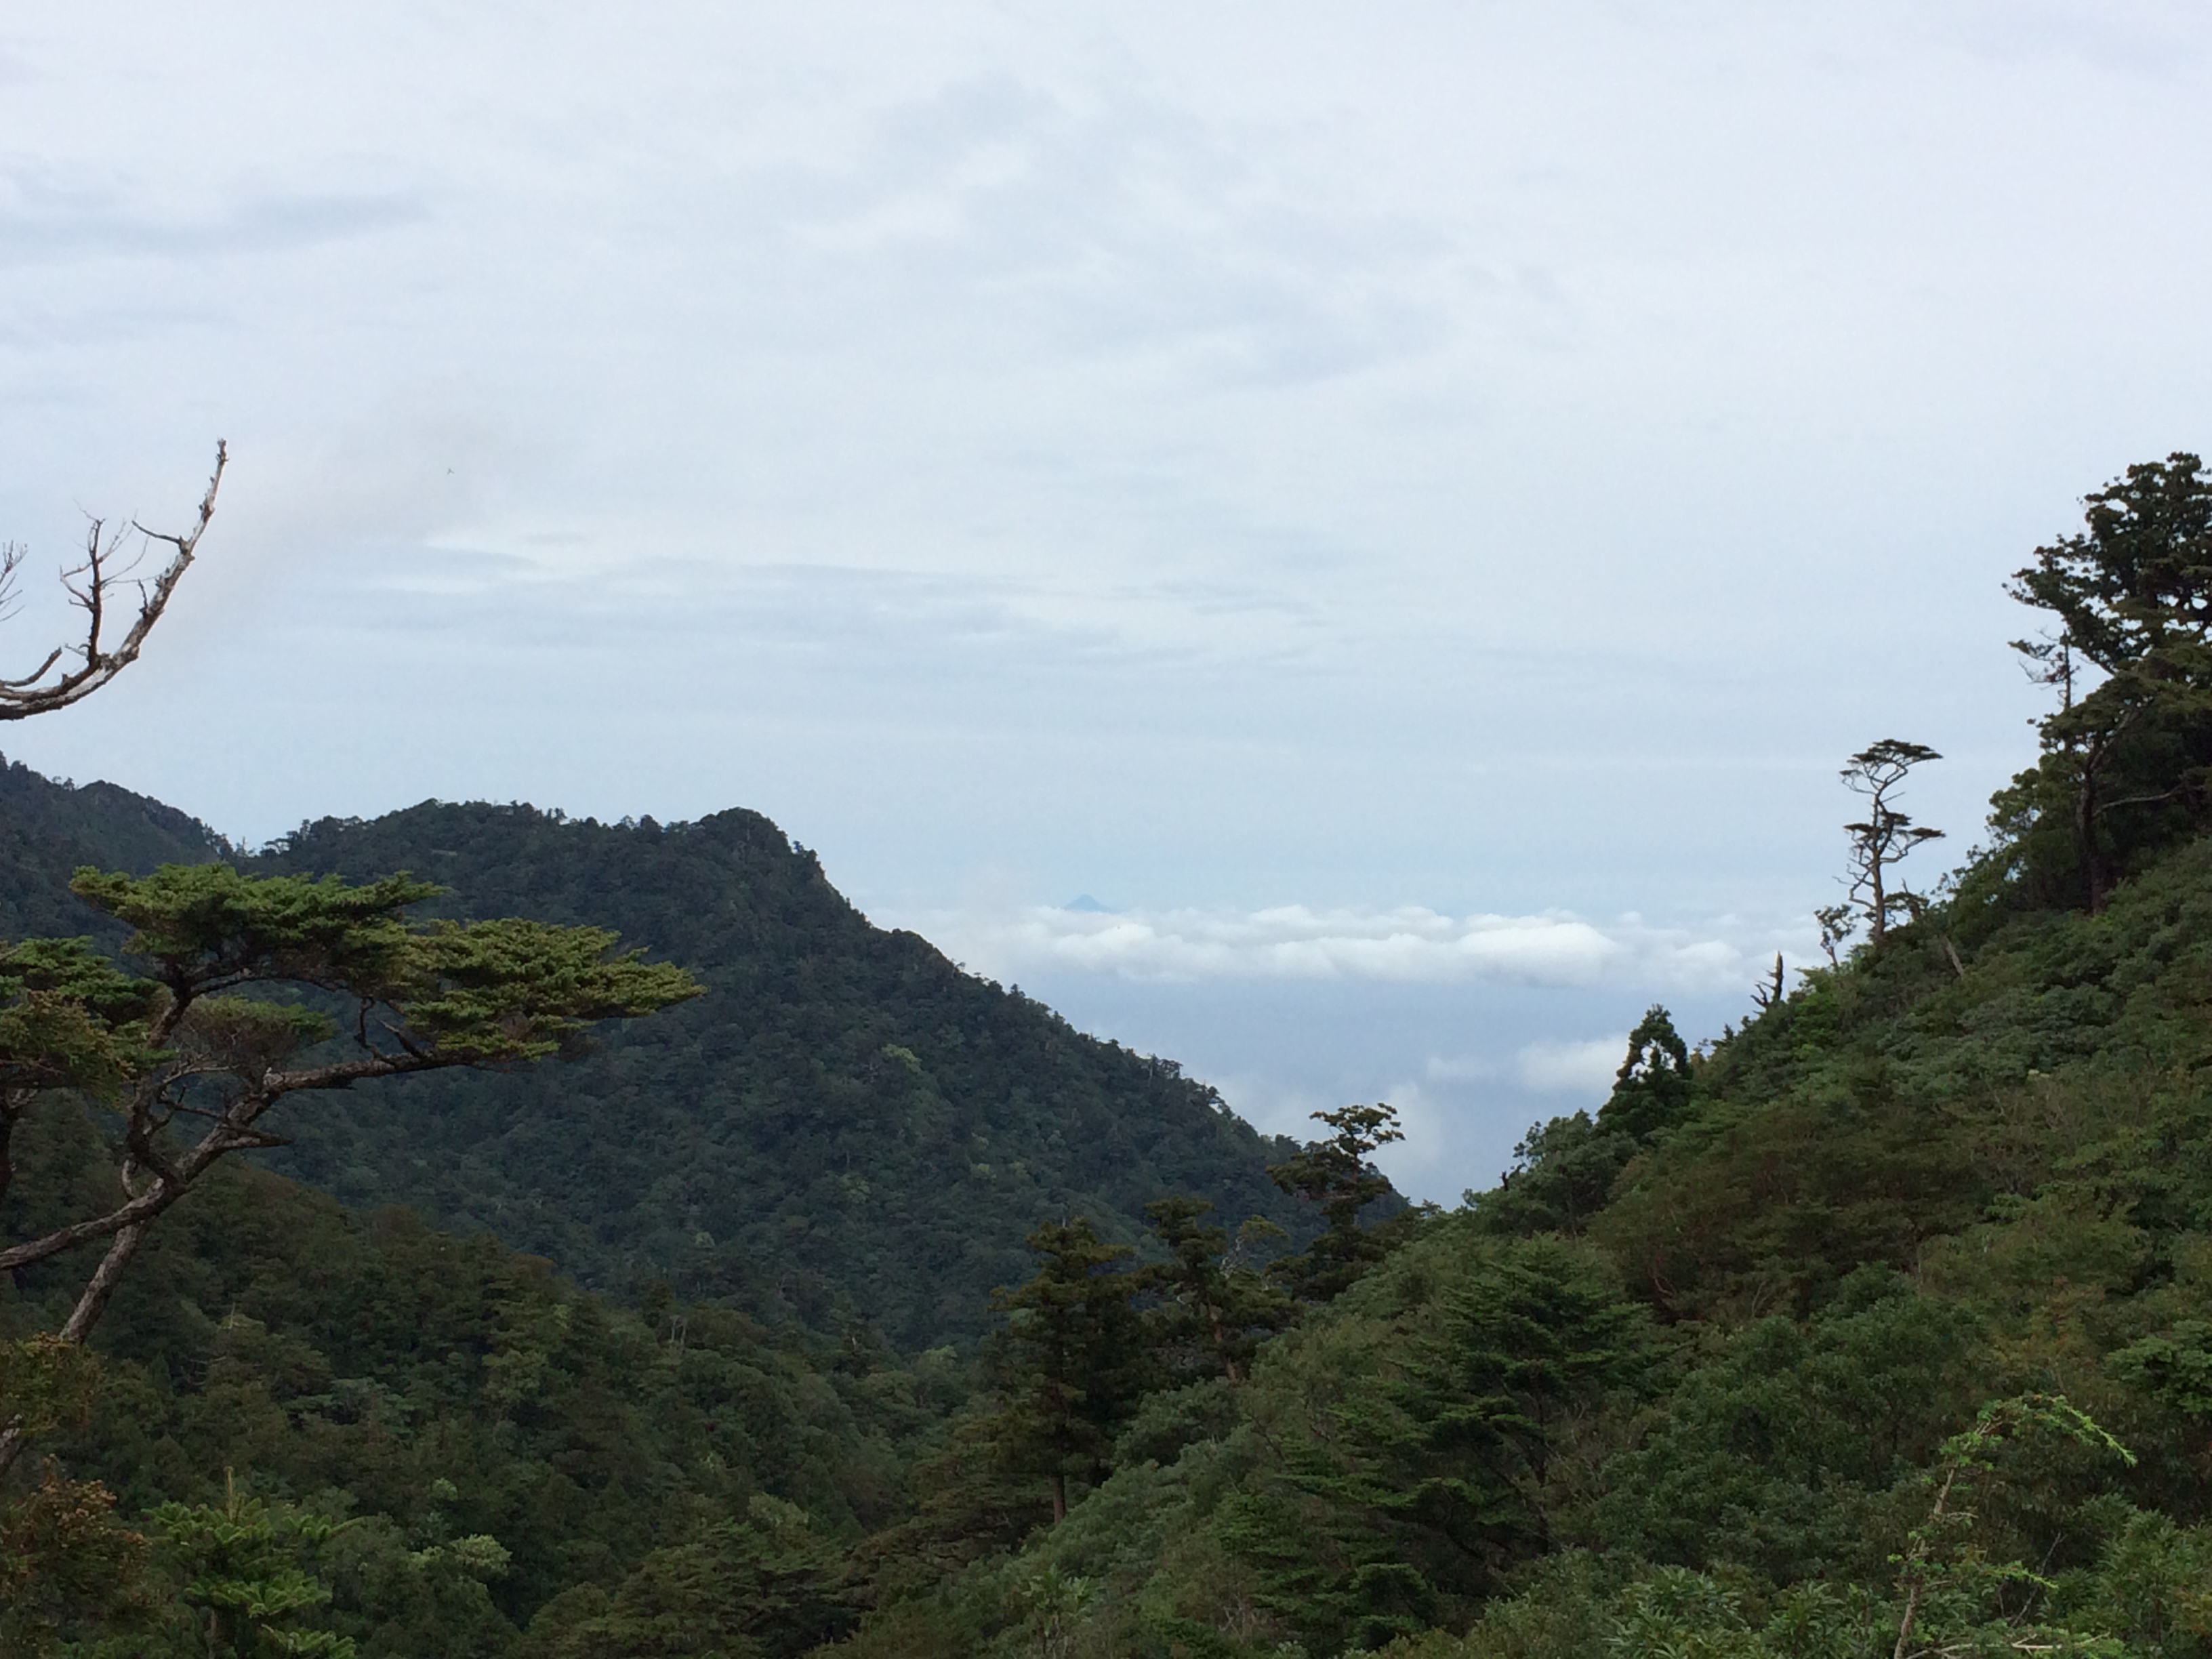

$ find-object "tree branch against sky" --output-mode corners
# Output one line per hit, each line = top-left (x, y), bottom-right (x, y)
(1837, 739), (1945, 948)
(0, 443), (225, 722)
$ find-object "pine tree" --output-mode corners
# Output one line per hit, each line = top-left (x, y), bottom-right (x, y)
(1139, 1195), (1292, 1385)
(2006, 452), (2212, 909)
(0, 863), (699, 1481)
(1266, 1102), (1410, 1303)
(987, 1218), (1153, 1521)
(1832, 739), (1946, 947)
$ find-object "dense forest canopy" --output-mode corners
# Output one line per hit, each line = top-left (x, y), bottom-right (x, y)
(14, 451), (2212, 1656)
(0, 765), (1312, 1348)
(246, 801), (1312, 1345)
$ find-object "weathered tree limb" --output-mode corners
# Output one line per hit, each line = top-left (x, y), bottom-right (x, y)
(0, 1046), (442, 1276)
(58, 1222), (148, 1345)
(0, 441), (226, 720)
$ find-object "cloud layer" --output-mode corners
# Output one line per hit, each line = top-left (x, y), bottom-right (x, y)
(909, 899), (1788, 991)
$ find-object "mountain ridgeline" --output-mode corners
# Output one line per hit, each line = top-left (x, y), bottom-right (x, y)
(0, 756), (230, 941)
(0, 759), (1305, 1348)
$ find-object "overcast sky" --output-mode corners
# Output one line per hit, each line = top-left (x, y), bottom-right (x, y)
(3, 3), (2208, 1199)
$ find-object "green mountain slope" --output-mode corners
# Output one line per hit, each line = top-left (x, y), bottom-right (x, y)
(1584, 825), (2212, 1326)
(0, 762), (1305, 1349)
(0, 754), (227, 940)
(245, 803), (1303, 1347)
(765, 458), (2212, 1654)
(822, 826), (2212, 1658)
(3, 1101), (917, 1656)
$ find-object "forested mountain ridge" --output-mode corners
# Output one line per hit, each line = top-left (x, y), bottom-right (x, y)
(0, 756), (228, 941)
(5, 1111), (928, 1654)
(245, 801), (1306, 1346)
(0, 761), (1306, 1347)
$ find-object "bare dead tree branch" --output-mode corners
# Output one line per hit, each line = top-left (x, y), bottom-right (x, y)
(0, 441), (226, 720)
(1749, 952), (1786, 1012)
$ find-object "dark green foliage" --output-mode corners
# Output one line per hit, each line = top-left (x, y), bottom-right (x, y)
(0, 757), (228, 944)
(1466, 1111), (1629, 1240)
(1473, 1008), (1694, 1240)
(1597, 827), (2212, 1321)
(2109, 1324), (2212, 1420)
(514, 1496), (856, 1659)
(1137, 1197), (1290, 1388)
(2004, 453), (2212, 910)
(985, 1218), (1153, 1522)
(3, 1120), (922, 1654)
(1593, 1006), (1695, 1144)
(242, 802), (1307, 1347)
(1213, 1225), (1650, 1652)
(1594, 1269), (1985, 1584)
(0, 937), (162, 1211)
(1265, 1102), (1410, 1302)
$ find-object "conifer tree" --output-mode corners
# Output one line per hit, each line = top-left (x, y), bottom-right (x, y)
(0, 863), (699, 1479)
(2007, 452), (2212, 909)
(1265, 1102), (1408, 1303)
(1837, 739), (1945, 945)
(1593, 1006), (1696, 1144)
(141, 1473), (358, 1657)
(1139, 1195), (1291, 1385)
(987, 1217), (1153, 1521)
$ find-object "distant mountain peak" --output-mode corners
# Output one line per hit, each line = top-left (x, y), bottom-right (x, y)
(1065, 893), (1112, 913)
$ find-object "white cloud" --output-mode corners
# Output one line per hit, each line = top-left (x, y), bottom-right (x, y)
(1516, 1036), (1626, 1096)
(908, 899), (1777, 991)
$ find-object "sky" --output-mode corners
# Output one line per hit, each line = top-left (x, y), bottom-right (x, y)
(2, 3), (2209, 1200)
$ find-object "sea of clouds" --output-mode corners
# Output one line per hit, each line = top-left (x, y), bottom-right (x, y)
(914, 897), (1778, 992)
(890, 895), (1810, 1202)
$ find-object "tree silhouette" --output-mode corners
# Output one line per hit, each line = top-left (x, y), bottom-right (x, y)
(1837, 739), (1944, 947)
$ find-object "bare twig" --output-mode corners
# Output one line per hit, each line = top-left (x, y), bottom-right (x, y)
(0, 441), (226, 720)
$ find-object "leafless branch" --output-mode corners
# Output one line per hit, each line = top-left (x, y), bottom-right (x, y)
(0, 441), (226, 720)
(1749, 952), (1786, 1012)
